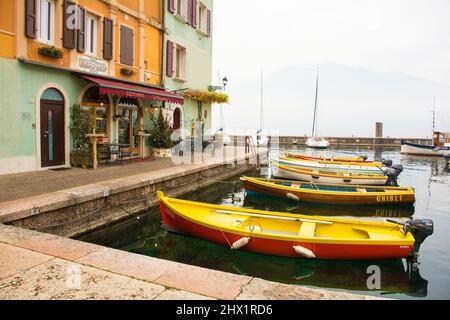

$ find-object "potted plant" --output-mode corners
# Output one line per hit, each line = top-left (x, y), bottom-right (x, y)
(69, 104), (94, 168)
(149, 109), (174, 158)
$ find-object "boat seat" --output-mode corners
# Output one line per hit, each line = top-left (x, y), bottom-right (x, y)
(352, 227), (384, 240)
(290, 183), (301, 189)
(298, 222), (316, 238)
(356, 188), (367, 193)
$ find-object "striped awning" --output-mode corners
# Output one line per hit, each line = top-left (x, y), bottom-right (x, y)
(78, 75), (184, 105)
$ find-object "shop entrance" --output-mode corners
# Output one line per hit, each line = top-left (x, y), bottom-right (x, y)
(40, 88), (65, 168)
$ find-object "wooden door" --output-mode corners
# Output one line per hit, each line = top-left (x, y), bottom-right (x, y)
(41, 100), (65, 167)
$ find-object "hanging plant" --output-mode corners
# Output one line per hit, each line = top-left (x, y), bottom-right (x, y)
(38, 46), (64, 59)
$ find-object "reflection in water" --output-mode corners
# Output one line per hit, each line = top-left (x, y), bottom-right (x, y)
(79, 146), (450, 299)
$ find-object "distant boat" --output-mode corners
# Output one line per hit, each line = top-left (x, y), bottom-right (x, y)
(306, 70), (330, 149)
(401, 98), (450, 156)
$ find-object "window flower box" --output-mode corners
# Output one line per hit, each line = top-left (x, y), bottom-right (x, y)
(38, 46), (64, 59)
(120, 68), (135, 77)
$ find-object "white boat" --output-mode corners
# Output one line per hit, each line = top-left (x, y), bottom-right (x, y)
(306, 70), (330, 149)
(271, 162), (391, 186)
(401, 99), (450, 156)
(306, 137), (330, 149)
(274, 156), (388, 174)
(401, 140), (450, 157)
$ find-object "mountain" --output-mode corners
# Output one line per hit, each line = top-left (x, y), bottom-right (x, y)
(212, 63), (450, 138)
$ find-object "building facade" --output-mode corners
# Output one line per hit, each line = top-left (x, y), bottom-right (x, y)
(0, 0), (194, 175)
(163, 0), (213, 138)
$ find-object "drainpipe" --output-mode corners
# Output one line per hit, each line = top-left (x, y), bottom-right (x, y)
(160, 1), (166, 89)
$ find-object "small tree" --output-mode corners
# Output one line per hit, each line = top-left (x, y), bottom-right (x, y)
(149, 109), (174, 149)
(69, 104), (92, 150)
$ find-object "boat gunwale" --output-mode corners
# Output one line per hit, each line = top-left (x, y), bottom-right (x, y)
(157, 192), (414, 246)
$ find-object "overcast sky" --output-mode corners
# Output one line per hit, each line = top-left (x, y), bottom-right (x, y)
(211, 0), (450, 137)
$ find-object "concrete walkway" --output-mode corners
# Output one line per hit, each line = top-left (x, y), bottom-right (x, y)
(0, 224), (381, 300)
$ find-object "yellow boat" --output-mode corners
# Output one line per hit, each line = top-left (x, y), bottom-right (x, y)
(157, 192), (434, 260)
(241, 176), (416, 205)
(278, 155), (384, 168)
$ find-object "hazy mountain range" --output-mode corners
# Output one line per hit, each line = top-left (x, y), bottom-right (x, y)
(212, 63), (450, 138)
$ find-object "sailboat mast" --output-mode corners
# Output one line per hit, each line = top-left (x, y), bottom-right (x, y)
(312, 70), (319, 137)
(260, 70), (264, 132)
(432, 96), (436, 137)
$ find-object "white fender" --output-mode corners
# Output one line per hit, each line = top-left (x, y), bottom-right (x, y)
(286, 193), (300, 202)
(293, 245), (316, 259)
(231, 237), (251, 250)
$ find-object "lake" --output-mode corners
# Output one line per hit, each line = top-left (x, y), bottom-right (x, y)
(80, 146), (450, 300)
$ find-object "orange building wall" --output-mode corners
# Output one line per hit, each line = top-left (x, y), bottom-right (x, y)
(14, 0), (162, 85)
(0, 0), (16, 59)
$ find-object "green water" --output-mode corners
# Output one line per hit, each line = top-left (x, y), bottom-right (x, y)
(80, 146), (450, 300)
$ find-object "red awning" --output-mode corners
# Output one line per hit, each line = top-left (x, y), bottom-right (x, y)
(78, 75), (184, 105)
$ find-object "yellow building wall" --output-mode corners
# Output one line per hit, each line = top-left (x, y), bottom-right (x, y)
(144, 25), (162, 86)
(118, 0), (140, 13)
(0, 0), (16, 59)
(144, 0), (162, 24)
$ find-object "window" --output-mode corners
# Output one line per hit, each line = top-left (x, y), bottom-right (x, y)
(38, 0), (55, 44)
(175, 0), (188, 21)
(86, 14), (98, 56)
(120, 25), (134, 66)
(174, 44), (186, 80)
(198, 2), (208, 34)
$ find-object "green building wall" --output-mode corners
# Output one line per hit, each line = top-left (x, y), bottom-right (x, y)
(164, 0), (214, 138)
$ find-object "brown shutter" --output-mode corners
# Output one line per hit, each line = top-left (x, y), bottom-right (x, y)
(206, 9), (211, 37)
(120, 26), (134, 66)
(103, 18), (114, 60)
(25, 0), (36, 39)
(168, 0), (175, 14)
(166, 40), (173, 78)
(77, 7), (86, 52)
(187, 0), (193, 26)
(63, 1), (76, 49)
(192, 0), (198, 28)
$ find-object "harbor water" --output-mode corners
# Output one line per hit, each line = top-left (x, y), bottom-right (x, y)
(80, 146), (450, 300)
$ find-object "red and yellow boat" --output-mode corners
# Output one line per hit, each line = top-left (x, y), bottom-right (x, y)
(157, 192), (433, 260)
(284, 152), (374, 163)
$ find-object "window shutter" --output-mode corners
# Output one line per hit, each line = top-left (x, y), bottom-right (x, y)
(63, 1), (76, 49)
(120, 26), (134, 66)
(192, 1), (198, 28)
(25, 0), (36, 39)
(168, 0), (175, 14)
(103, 18), (114, 60)
(77, 7), (86, 52)
(166, 40), (173, 78)
(187, 0), (193, 26)
(206, 9), (211, 37)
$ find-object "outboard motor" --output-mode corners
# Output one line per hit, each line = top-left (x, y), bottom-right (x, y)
(384, 164), (404, 185)
(408, 219), (434, 255)
(382, 159), (393, 167)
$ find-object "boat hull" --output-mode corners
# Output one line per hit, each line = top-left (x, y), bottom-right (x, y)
(272, 163), (388, 186)
(241, 177), (415, 205)
(158, 200), (413, 260)
(284, 152), (372, 163)
(275, 157), (384, 174)
(401, 141), (450, 156)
